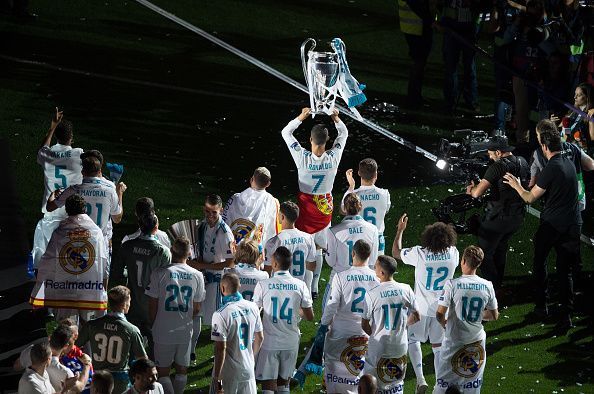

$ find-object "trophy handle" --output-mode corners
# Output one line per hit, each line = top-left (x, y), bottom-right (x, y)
(300, 38), (316, 88)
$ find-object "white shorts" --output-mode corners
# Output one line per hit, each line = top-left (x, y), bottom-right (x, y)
(202, 277), (222, 326)
(378, 233), (385, 255)
(433, 337), (486, 394)
(154, 341), (191, 368)
(255, 347), (298, 381)
(210, 378), (257, 394)
(314, 225), (329, 250)
(408, 315), (445, 344)
(364, 354), (407, 394)
(324, 335), (367, 394)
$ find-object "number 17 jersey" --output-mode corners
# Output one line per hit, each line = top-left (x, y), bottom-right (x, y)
(401, 246), (458, 317)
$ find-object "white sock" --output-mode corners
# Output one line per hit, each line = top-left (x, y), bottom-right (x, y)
(173, 374), (187, 394)
(432, 346), (441, 377)
(304, 270), (313, 292)
(312, 249), (323, 293)
(159, 376), (174, 394)
(408, 340), (425, 383)
(191, 315), (202, 354)
(277, 385), (290, 393)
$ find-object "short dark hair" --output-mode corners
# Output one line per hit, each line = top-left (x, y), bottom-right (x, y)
(539, 131), (562, 152)
(171, 236), (191, 261)
(221, 272), (240, 293)
(280, 201), (299, 223)
(30, 342), (51, 365)
(463, 245), (484, 269)
(55, 120), (74, 144)
(252, 167), (271, 188)
(536, 119), (558, 135)
(135, 197), (155, 217)
(359, 158), (378, 181)
(310, 124), (329, 145)
(138, 213), (158, 235)
(445, 386), (462, 394)
(376, 255), (397, 276)
(273, 246), (292, 270)
(91, 370), (114, 394)
(205, 194), (223, 207)
(65, 194), (87, 216)
(420, 222), (457, 254)
(80, 150), (104, 165)
(353, 239), (371, 261)
(82, 156), (101, 175)
(129, 358), (156, 381)
(343, 193), (363, 216)
(108, 286), (130, 309)
(49, 324), (74, 350)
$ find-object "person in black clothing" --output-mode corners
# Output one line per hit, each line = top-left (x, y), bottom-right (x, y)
(504, 131), (581, 331)
(466, 136), (529, 290)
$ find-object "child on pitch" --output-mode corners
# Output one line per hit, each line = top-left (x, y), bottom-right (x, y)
(392, 214), (459, 393)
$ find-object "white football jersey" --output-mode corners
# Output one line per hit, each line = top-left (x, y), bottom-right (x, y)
(252, 271), (313, 350)
(321, 266), (379, 337)
(145, 263), (205, 345)
(438, 275), (498, 345)
(37, 144), (83, 214)
(281, 118), (348, 195)
(363, 281), (416, 363)
(54, 177), (121, 240)
(341, 185), (391, 234)
(327, 216), (379, 273)
(199, 219), (235, 266)
(232, 263), (269, 301)
(264, 228), (316, 281)
(401, 246), (459, 316)
(122, 228), (171, 248)
(211, 298), (263, 381)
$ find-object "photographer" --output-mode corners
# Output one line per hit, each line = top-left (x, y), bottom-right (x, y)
(466, 136), (529, 290)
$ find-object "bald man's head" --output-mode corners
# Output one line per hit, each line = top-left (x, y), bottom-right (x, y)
(358, 374), (377, 394)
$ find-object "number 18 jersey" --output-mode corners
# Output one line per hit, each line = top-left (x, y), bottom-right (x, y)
(401, 246), (458, 316)
(146, 263), (206, 345)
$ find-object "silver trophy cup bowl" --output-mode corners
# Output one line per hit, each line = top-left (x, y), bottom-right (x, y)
(301, 38), (339, 115)
(168, 219), (202, 260)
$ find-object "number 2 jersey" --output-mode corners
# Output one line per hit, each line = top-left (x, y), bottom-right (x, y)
(264, 228), (316, 282)
(146, 263), (206, 345)
(401, 246), (458, 317)
(252, 271), (313, 350)
(281, 117), (348, 195)
(438, 275), (497, 344)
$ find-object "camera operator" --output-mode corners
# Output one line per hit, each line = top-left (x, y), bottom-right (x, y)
(504, 131), (581, 331)
(466, 136), (529, 290)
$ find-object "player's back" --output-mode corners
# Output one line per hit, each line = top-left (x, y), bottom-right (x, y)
(119, 237), (171, 322)
(38, 144), (83, 213)
(325, 266), (379, 337)
(64, 177), (119, 236)
(441, 275), (497, 345)
(365, 281), (416, 359)
(264, 228), (316, 282)
(78, 314), (145, 372)
(328, 216), (379, 273)
(348, 186), (391, 234)
(147, 263), (205, 344)
(211, 299), (261, 381)
(402, 246), (459, 317)
(253, 271), (312, 350)
(232, 263), (269, 301)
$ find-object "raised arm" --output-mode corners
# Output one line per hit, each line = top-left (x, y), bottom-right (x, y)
(40, 107), (63, 149)
(392, 213), (408, 259)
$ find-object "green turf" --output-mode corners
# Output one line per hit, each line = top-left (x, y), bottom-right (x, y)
(1, 0), (593, 392)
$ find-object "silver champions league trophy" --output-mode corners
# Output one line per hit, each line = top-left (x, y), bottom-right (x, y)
(301, 38), (340, 116)
(168, 219), (202, 260)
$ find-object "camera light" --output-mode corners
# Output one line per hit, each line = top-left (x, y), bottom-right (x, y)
(436, 159), (448, 170)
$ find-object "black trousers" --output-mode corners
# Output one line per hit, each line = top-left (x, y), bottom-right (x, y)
(533, 221), (580, 314)
(477, 213), (524, 289)
(404, 30), (433, 105)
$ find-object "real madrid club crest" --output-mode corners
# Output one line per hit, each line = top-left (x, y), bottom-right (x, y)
(59, 228), (96, 275)
(451, 341), (485, 378)
(340, 336), (368, 375)
(377, 355), (407, 384)
(230, 218), (257, 244)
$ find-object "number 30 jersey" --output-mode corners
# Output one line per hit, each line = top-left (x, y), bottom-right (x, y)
(401, 246), (458, 317)
(281, 118), (348, 195)
(146, 263), (206, 345)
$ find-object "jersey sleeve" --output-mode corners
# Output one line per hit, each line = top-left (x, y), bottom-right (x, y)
(362, 291), (374, 321)
(483, 162), (506, 185)
(254, 306), (263, 333)
(301, 282), (313, 309)
(406, 286), (418, 312)
(219, 229), (235, 261)
(264, 238), (277, 267)
(437, 280), (454, 309)
(325, 230), (338, 269)
(306, 236), (317, 263)
(369, 228), (379, 268)
(53, 186), (76, 208)
(194, 272), (206, 302)
(486, 282), (498, 311)
(130, 328), (148, 359)
(400, 246), (420, 267)
(252, 282), (264, 308)
(328, 121), (348, 163)
(145, 269), (161, 299)
(321, 274), (342, 326)
(211, 312), (227, 341)
(109, 188), (122, 216)
(281, 118), (304, 168)
(37, 145), (52, 166)
(385, 190), (392, 212)
(535, 162), (554, 190)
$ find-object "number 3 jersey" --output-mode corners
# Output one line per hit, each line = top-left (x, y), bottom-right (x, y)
(438, 275), (497, 344)
(252, 271), (313, 350)
(145, 263), (206, 344)
(401, 246), (458, 317)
